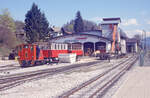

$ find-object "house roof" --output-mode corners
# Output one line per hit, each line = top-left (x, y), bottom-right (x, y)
(103, 18), (121, 22)
(101, 21), (120, 25)
(101, 17), (121, 25)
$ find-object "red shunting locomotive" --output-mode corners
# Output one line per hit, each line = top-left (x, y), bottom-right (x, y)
(16, 42), (83, 67)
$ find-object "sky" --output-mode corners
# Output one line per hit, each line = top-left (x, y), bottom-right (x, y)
(0, 0), (150, 38)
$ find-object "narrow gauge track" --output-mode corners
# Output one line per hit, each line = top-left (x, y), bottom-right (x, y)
(0, 60), (105, 91)
(0, 66), (21, 72)
(0, 54), (132, 92)
(0, 64), (15, 68)
(0, 63), (21, 72)
(59, 55), (138, 98)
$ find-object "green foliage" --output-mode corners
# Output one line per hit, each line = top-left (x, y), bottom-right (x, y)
(63, 20), (75, 33)
(63, 19), (99, 33)
(60, 27), (66, 35)
(74, 11), (84, 33)
(15, 21), (26, 43)
(24, 3), (50, 43)
(0, 9), (19, 56)
(0, 9), (16, 33)
(0, 9), (18, 48)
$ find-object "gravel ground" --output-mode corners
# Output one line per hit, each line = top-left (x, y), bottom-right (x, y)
(0, 68), (107, 98)
(0, 57), (124, 98)
(0, 60), (19, 67)
(111, 53), (150, 98)
(0, 55), (134, 98)
(103, 57), (139, 98)
(0, 57), (98, 76)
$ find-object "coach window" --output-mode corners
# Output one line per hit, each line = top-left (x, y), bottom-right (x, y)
(65, 44), (68, 50)
(63, 44), (64, 50)
(61, 44), (62, 50)
(59, 44), (61, 50)
(57, 44), (59, 50)
(68, 44), (71, 50)
(64, 44), (66, 50)
(55, 44), (57, 50)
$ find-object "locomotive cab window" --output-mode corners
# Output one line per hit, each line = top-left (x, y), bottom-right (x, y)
(24, 45), (28, 48)
(30, 46), (33, 51)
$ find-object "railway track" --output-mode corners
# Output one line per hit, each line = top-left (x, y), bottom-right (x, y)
(0, 60), (105, 91)
(0, 54), (134, 92)
(58, 55), (138, 98)
(0, 66), (21, 72)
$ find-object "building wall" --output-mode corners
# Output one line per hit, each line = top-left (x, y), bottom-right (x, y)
(106, 42), (111, 53)
(126, 42), (138, 53)
(121, 39), (126, 54)
(50, 34), (111, 54)
(135, 43), (138, 52)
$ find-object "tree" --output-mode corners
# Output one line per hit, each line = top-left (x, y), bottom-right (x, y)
(0, 9), (18, 48)
(63, 19), (99, 33)
(0, 9), (19, 56)
(15, 21), (26, 42)
(61, 27), (67, 35)
(74, 11), (84, 33)
(0, 9), (16, 32)
(83, 20), (99, 31)
(15, 21), (24, 33)
(63, 20), (74, 33)
(24, 3), (50, 43)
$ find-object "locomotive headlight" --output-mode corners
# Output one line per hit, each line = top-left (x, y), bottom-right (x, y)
(55, 58), (59, 60)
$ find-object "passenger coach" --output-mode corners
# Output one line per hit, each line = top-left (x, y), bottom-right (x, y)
(17, 42), (83, 67)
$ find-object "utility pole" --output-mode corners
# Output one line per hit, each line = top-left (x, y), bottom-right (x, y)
(143, 30), (146, 53)
(139, 30), (146, 66)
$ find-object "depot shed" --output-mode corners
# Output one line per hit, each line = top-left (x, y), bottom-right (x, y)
(50, 31), (112, 56)
(126, 38), (138, 53)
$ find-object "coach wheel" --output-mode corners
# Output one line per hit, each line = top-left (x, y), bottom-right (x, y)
(40, 61), (45, 65)
(42, 60), (46, 64)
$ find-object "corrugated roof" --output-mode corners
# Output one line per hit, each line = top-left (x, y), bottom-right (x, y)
(101, 20), (120, 25)
(103, 18), (121, 22)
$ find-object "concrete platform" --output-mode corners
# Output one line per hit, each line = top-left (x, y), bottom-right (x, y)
(112, 65), (150, 98)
